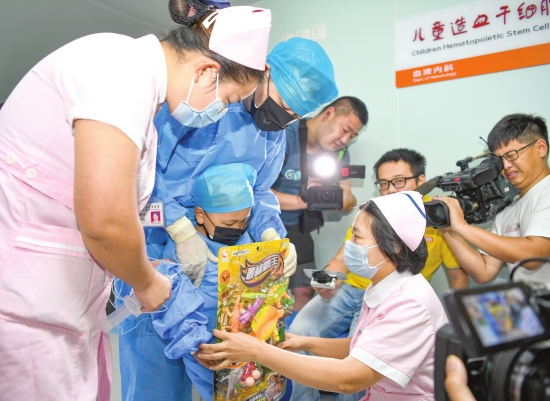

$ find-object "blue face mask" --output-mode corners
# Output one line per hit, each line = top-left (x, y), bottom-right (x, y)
(171, 73), (228, 128)
(343, 240), (386, 280)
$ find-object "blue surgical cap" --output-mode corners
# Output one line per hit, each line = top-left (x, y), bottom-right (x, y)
(202, 0), (230, 8)
(191, 163), (256, 213)
(267, 38), (338, 117)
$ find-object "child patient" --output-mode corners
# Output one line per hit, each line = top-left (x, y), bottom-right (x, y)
(198, 191), (449, 401)
(117, 163), (257, 401)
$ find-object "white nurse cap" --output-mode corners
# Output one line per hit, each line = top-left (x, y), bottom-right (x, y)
(370, 191), (426, 251)
(203, 6), (272, 71)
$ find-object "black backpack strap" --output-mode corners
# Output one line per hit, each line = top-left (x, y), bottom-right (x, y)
(298, 119), (309, 198)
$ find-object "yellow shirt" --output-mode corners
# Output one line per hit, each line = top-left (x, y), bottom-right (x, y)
(343, 225), (460, 289)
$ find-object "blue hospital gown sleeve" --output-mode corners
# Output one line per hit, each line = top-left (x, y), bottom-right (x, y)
(152, 273), (211, 357)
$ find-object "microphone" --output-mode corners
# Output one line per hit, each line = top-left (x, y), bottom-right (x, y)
(469, 149), (490, 160)
(415, 176), (441, 195)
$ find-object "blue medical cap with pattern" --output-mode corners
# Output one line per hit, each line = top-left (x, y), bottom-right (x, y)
(192, 163), (256, 213)
(267, 37), (338, 117)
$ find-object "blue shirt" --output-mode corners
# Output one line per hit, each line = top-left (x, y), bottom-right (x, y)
(271, 120), (351, 225)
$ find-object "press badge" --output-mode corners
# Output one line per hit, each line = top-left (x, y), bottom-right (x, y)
(140, 198), (165, 227)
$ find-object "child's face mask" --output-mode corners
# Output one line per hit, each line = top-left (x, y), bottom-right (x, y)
(204, 212), (249, 246)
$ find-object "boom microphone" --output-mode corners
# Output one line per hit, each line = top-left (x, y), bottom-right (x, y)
(415, 176), (441, 195)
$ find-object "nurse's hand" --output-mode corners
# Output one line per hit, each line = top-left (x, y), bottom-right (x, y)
(133, 269), (172, 311)
(277, 332), (307, 353)
(193, 351), (223, 369)
(198, 330), (261, 370)
(445, 355), (476, 401)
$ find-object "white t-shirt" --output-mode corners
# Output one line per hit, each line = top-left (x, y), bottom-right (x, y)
(490, 175), (550, 285)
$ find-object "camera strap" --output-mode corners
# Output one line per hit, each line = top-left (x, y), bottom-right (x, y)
(298, 119), (309, 198)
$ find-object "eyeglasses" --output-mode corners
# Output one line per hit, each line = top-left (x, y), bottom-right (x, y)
(493, 140), (538, 162)
(375, 176), (419, 191)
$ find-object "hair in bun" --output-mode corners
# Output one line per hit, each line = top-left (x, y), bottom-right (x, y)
(168, 0), (213, 26)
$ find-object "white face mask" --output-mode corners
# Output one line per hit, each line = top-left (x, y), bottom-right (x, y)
(171, 73), (228, 128)
(343, 240), (386, 280)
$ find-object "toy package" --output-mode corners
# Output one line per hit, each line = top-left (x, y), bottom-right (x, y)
(214, 239), (294, 401)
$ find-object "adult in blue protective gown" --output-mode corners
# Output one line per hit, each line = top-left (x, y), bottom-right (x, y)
(147, 37), (339, 287)
(118, 37), (339, 401)
(118, 163), (257, 401)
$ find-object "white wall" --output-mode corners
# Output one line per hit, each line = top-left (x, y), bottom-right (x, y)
(256, 0), (550, 296)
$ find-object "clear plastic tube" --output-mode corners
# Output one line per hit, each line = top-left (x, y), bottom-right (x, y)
(99, 274), (175, 333)
(99, 295), (142, 333)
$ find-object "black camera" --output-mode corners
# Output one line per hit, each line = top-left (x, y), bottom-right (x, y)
(305, 154), (365, 211)
(435, 279), (550, 401)
(420, 152), (519, 227)
(304, 268), (347, 289)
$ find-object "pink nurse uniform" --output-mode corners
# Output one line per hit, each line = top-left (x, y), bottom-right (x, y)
(349, 271), (448, 401)
(0, 33), (166, 401)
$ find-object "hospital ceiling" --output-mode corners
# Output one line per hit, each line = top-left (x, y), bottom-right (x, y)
(0, 0), (259, 103)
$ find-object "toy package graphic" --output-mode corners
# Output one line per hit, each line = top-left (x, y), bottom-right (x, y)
(214, 239), (294, 401)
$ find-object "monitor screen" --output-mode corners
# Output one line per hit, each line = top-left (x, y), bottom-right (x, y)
(461, 287), (545, 347)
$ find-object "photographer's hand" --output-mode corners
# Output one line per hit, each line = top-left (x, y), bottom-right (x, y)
(316, 282), (341, 299)
(435, 196), (468, 234)
(445, 355), (476, 401)
(317, 245), (348, 299)
(307, 177), (322, 189)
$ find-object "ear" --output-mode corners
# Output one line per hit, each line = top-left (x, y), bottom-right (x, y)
(416, 174), (426, 185)
(536, 138), (548, 158)
(194, 58), (221, 85)
(195, 207), (205, 225)
(322, 106), (335, 121)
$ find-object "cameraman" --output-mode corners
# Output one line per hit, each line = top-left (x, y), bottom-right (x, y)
(271, 96), (367, 311)
(438, 114), (550, 286)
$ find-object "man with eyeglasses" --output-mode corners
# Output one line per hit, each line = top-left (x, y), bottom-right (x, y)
(271, 96), (367, 312)
(438, 114), (550, 286)
(288, 148), (468, 401)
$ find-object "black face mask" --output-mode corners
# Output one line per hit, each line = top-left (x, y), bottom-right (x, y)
(204, 213), (249, 246)
(249, 76), (297, 131)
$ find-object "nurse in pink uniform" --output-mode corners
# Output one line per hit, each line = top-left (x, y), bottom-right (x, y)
(198, 191), (449, 401)
(0, 1), (271, 399)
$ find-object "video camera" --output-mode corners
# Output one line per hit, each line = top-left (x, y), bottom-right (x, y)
(305, 154), (366, 210)
(435, 261), (550, 401)
(417, 151), (519, 227)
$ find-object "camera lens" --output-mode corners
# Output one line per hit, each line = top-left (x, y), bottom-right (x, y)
(474, 342), (550, 401)
(319, 191), (335, 203)
(508, 342), (550, 401)
(426, 203), (448, 226)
